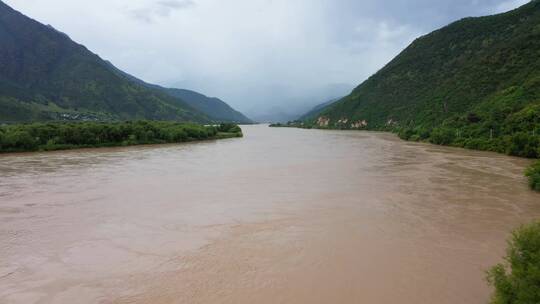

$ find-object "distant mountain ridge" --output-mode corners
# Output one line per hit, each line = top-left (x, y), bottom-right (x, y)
(163, 88), (252, 124)
(108, 65), (252, 123)
(0, 1), (249, 123)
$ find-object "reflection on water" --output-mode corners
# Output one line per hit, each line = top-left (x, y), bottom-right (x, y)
(0, 125), (538, 304)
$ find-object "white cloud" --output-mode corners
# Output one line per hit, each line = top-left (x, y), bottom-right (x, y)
(129, 0), (195, 23)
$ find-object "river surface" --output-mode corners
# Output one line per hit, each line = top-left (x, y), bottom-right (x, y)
(0, 125), (539, 304)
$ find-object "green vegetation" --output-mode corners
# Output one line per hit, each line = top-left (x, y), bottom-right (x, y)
(487, 221), (540, 304)
(298, 98), (340, 121)
(304, 1), (540, 141)
(294, 1), (540, 189)
(216, 123), (242, 133)
(525, 161), (540, 191)
(395, 103), (540, 159)
(311, 1), (540, 139)
(215, 123), (244, 139)
(0, 121), (242, 153)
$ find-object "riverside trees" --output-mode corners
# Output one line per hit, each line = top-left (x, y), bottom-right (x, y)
(0, 121), (242, 152)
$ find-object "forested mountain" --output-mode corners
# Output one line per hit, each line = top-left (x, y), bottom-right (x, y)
(308, 0), (540, 158)
(0, 1), (248, 124)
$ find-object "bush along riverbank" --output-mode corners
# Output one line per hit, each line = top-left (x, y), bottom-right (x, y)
(487, 221), (540, 304)
(0, 121), (243, 153)
(395, 123), (540, 192)
(526, 161), (540, 191)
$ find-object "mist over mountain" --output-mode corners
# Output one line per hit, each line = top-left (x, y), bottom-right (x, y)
(247, 83), (352, 123)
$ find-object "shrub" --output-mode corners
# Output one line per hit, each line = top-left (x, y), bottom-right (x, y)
(218, 123), (242, 133)
(417, 128), (432, 140)
(525, 161), (540, 191)
(430, 127), (456, 145)
(507, 133), (539, 158)
(409, 134), (421, 142)
(398, 128), (415, 140)
(487, 221), (540, 303)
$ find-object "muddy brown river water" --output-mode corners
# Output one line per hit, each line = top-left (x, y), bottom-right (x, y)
(0, 125), (539, 304)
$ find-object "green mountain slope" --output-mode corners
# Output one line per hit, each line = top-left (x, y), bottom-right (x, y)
(298, 98), (341, 121)
(311, 0), (540, 158)
(0, 1), (209, 123)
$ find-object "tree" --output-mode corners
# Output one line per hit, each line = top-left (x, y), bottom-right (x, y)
(3, 130), (37, 150)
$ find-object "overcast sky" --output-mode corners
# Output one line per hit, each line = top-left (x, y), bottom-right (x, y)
(4, 0), (530, 117)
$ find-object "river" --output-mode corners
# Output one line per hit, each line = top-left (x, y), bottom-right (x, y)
(0, 124), (539, 304)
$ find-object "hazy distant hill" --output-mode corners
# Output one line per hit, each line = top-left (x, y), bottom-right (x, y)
(163, 88), (252, 124)
(309, 0), (540, 157)
(249, 107), (301, 124)
(0, 1), (247, 123)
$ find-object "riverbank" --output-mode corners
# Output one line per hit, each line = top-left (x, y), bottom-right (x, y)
(0, 121), (242, 153)
(270, 123), (540, 191)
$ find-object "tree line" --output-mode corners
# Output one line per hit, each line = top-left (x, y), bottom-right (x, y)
(0, 121), (242, 153)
